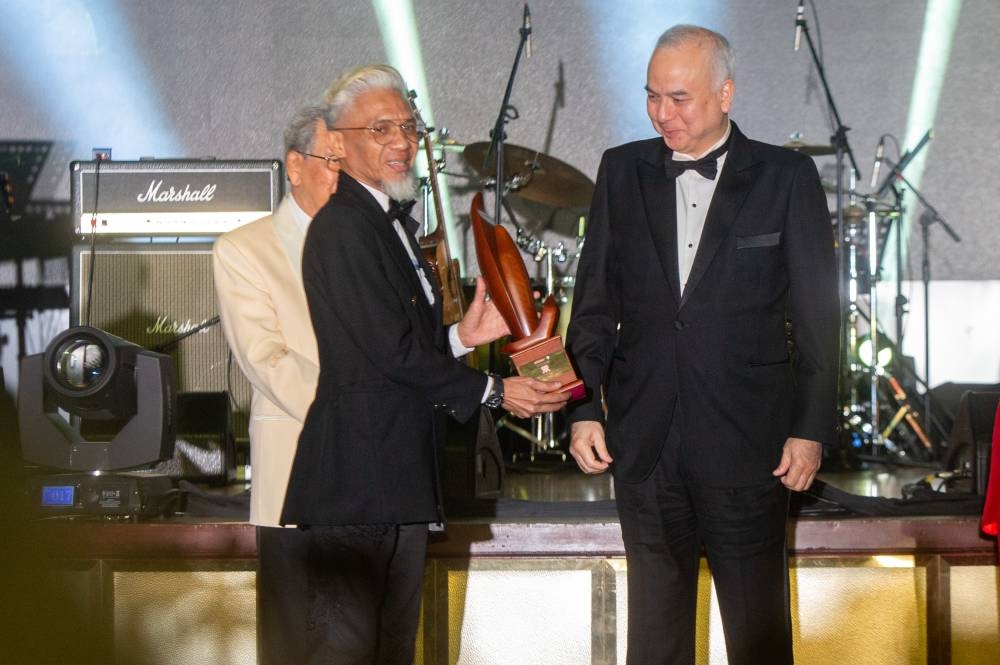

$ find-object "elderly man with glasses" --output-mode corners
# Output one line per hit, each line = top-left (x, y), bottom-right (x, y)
(212, 106), (344, 664)
(280, 64), (569, 665)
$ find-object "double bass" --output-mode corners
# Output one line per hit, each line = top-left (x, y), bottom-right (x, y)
(407, 91), (465, 325)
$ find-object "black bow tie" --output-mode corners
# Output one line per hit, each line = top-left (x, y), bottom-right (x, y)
(663, 140), (730, 181)
(387, 198), (419, 234)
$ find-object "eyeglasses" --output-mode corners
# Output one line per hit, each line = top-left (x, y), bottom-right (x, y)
(296, 150), (342, 170)
(335, 119), (421, 145)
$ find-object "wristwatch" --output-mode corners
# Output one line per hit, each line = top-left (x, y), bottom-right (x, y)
(483, 373), (505, 409)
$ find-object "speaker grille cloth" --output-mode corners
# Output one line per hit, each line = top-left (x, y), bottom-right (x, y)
(73, 245), (251, 440)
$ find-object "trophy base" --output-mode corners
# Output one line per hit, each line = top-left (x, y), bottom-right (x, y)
(505, 336), (585, 401)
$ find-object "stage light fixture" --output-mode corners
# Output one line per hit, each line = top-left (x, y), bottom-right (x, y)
(857, 334), (893, 369)
(17, 325), (176, 472)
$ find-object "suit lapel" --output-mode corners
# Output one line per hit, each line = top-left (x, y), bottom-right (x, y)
(338, 175), (439, 332)
(271, 196), (306, 286)
(636, 140), (682, 305)
(680, 123), (758, 308)
(399, 218), (445, 330)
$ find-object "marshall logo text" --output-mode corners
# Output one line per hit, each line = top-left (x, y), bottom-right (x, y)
(146, 316), (212, 336)
(137, 180), (217, 204)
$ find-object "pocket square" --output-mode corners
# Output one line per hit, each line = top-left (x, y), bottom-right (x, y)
(736, 231), (782, 249)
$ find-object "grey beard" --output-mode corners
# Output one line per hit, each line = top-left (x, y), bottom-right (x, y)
(382, 173), (418, 202)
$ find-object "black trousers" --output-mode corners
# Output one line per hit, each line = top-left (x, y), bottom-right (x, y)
(257, 525), (311, 665)
(257, 523), (427, 665)
(614, 417), (793, 665)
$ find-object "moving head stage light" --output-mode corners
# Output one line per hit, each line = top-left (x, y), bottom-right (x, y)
(17, 326), (177, 518)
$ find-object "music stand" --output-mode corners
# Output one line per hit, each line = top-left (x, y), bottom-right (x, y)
(0, 141), (57, 364)
(0, 141), (52, 223)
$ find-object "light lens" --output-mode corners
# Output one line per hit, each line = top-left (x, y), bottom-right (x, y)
(53, 337), (108, 390)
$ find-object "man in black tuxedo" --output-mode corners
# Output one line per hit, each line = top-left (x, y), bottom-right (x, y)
(566, 25), (839, 665)
(280, 64), (569, 665)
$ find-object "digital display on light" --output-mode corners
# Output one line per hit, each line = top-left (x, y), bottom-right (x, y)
(41, 485), (76, 507)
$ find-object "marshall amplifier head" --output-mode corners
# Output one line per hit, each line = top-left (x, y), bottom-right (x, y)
(70, 158), (283, 236)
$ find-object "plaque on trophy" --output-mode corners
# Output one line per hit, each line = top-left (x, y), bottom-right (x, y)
(470, 193), (585, 400)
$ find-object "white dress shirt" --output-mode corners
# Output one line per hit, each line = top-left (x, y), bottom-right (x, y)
(287, 191), (312, 235)
(673, 122), (731, 294)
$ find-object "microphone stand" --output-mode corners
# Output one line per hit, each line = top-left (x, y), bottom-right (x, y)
(484, 6), (568, 464)
(797, 11), (865, 450)
(483, 5), (531, 231)
(866, 126), (941, 447)
(886, 167), (961, 429)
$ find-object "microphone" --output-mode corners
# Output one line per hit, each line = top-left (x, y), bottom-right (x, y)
(869, 137), (884, 189)
(524, 4), (532, 58)
(876, 127), (934, 197)
(794, 0), (804, 51)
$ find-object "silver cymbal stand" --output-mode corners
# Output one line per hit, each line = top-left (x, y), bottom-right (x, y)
(498, 207), (585, 463)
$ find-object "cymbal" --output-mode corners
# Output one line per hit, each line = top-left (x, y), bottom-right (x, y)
(839, 204), (867, 220)
(821, 181), (865, 196)
(833, 203), (901, 220)
(462, 142), (593, 208)
(784, 140), (835, 156)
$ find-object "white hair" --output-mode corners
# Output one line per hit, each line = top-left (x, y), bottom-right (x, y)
(323, 64), (409, 127)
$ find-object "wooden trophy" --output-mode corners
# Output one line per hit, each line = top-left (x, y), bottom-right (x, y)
(470, 192), (585, 400)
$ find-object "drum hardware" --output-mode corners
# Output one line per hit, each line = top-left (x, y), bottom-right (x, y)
(838, 194), (929, 461)
(433, 127), (467, 153)
(509, 229), (580, 464)
(474, 199), (584, 464)
(824, 171), (932, 459)
(784, 137), (836, 156)
(792, 8), (949, 466)
(881, 375), (933, 452)
(854, 131), (958, 459)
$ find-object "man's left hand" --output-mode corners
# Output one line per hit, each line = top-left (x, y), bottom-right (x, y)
(456, 277), (510, 347)
(772, 437), (823, 492)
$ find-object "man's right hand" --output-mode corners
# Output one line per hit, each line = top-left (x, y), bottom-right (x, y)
(569, 420), (613, 474)
(500, 376), (571, 419)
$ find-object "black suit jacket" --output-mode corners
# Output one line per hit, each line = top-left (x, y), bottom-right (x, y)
(281, 174), (487, 526)
(566, 122), (840, 485)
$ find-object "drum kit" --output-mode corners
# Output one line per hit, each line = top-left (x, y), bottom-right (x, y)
(784, 136), (943, 466)
(789, 7), (964, 470)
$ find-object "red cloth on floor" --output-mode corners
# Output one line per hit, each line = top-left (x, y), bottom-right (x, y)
(980, 401), (1000, 537)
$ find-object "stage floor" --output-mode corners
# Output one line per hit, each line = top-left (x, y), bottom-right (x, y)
(501, 459), (935, 503)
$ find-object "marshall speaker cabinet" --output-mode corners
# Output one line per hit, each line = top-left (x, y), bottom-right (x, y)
(71, 244), (253, 470)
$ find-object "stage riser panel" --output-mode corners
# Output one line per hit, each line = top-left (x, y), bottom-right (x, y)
(28, 558), (998, 665)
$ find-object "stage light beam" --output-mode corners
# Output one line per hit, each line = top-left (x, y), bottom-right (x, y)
(372, 0), (464, 274)
(0, 0), (181, 160)
(891, 0), (963, 277)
